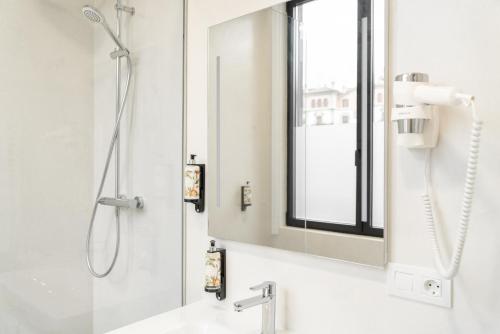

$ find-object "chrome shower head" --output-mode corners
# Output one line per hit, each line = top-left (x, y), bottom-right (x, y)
(82, 5), (105, 24)
(81, 5), (128, 53)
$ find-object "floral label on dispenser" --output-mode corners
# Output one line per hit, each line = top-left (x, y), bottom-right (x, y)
(205, 252), (221, 291)
(184, 165), (201, 200)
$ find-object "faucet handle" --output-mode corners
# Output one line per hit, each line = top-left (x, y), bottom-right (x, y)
(249, 281), (276, 297)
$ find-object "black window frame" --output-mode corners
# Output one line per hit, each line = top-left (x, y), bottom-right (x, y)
(286, 0), (383, 238)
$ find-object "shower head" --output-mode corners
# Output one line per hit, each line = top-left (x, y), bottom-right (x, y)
(82, 5), (105, 24)
(82, 5), (128, 53)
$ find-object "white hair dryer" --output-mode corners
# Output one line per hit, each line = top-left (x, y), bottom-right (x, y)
(392, 73), (475, 148)
(392, 73), (483, 279)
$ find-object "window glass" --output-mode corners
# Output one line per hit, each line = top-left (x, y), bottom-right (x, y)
(293, 0), (358, 226)
(289, 0), (385, 236)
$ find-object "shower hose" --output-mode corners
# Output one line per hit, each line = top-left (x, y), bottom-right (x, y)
(86, 55), (132, 278)
(422, 99), (482, 279)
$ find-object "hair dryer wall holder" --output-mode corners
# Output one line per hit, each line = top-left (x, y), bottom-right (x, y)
(392, 72), (482, 280)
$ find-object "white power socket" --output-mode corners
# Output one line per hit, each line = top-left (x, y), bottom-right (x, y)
(387, 263), (452, 308)
(423, 279), (442, 297)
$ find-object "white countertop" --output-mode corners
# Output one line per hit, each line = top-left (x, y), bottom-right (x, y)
(106, 299), (292, 334)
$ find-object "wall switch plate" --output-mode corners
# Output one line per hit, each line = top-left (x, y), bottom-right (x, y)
(387, 263), (452, 308)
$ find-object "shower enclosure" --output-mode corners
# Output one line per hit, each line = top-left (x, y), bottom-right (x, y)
(0, 0), (184, 333)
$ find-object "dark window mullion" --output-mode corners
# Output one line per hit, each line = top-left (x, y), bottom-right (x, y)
(361, 0), (383, 237)
(355, 0), (367, 234)
(366, 0), (374, 234)
(286, 3), (295, 224)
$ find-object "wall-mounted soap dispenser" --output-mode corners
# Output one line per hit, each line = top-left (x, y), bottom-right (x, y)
(184, 154), (205, 213)
(204, 240), (226, 300)
(241, 181), (252, 211)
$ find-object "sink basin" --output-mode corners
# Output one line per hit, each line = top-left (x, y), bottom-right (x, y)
(163, 323), (235, 334)
(106, 299), (292, 334)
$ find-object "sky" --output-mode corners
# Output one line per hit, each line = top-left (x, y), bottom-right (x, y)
(301, 0), (385, 89)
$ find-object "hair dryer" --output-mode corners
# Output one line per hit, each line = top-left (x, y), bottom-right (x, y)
(392, 73), (482, 279)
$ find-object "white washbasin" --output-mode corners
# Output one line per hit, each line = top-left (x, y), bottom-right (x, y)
(162, 323), (235, 334)
(106, 299), (292, 334)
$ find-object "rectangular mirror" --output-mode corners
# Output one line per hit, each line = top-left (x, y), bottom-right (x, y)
(207, 0), (387, 266)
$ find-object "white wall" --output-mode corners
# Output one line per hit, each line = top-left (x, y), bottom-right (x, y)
(0, 1), (94, 333)
(91, 0), (184, 332)
(186, 0), (500, 333)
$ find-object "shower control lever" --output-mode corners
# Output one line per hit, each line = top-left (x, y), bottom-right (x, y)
(98, 196), (144, 209)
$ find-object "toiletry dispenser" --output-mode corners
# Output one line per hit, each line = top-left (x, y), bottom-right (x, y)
(204, 240), (226, 300)
(184, 154), (205, 212)
(241, 181), (252, 211)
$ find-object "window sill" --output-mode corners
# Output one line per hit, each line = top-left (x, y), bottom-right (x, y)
(271, 226), (386, 267)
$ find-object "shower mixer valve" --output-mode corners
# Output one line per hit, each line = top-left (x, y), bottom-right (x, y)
(98, 196), (145, 209)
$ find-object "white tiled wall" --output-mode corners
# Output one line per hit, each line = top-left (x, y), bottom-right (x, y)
(0, 1), (94, 333)
(186, 0), (500, 333)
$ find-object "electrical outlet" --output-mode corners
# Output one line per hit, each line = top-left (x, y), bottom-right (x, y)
(387, 263), (452, 308)
(423, 279), (442, 297)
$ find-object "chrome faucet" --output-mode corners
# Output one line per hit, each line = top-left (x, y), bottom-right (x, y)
(234, 281), (276, 334)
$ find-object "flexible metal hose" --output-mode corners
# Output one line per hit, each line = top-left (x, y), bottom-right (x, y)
(422, 100), (482, 279)
(86, 55), (132, 278)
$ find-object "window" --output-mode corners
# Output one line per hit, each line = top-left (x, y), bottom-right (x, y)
(377, 92), (383, 103)
(286, 0), (384, 237)
(342, 98), (349, 108)
(311, 99), (316, 108)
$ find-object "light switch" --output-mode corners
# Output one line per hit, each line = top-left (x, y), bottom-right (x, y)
(394, 271), (414, 292)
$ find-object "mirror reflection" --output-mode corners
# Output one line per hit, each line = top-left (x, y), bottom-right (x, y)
(208, 0), (387, 265)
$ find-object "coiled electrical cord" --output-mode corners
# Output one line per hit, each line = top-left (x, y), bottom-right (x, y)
(422, 99), (482, 279)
